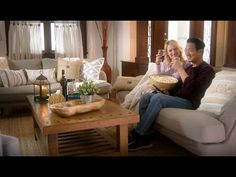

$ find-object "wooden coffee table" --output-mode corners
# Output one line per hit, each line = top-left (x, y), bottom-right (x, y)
(26, 95), (139, 156)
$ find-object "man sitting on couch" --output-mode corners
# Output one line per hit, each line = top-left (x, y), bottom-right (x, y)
(128, 37), (215, 151)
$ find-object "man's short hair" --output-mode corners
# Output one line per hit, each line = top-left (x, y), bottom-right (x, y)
(187, 37), (205, 50)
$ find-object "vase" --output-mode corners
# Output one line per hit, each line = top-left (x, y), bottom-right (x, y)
(80, 95), (94, 104)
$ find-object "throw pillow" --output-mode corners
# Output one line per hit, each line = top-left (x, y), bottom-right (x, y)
(0, 70), (6, 87)
(197, 70), (236, 117)
(0, 69), (27, 87)
(112, 75), (143, 92)
(0, 57), (9, 69)
(25, 68), (57, 84)
(57, 58), (83, 82)
(80, 58), (104, 81)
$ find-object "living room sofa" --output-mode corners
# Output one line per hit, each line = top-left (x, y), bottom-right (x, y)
(0, 58), (111, 115)
(112, 67), (236, 156)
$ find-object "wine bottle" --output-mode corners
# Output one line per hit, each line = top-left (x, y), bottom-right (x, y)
(60, 69), (68, 100)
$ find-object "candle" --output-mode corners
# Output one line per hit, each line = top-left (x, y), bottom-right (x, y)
(41, 86), (48, 96)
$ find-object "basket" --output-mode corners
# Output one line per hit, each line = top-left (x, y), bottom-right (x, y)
(149, 74), (178, 91)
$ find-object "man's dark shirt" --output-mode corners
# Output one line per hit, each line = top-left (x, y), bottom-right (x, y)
(174, 61), (215, 109)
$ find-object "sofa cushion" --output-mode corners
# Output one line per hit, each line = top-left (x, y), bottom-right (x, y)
(57, 58), (83, 82)
(0, 57), (9, 69)
(112, 75), (143, 91)
(8, 59), (42, 70)
(197, 70), (236, 117)
(80, 58), (104, 81)
(0, 69), (27, 87)
(25, 68), (57, 84)
(0, 57), (10, 87)
(0, 70), (5, 87)
(42, 58), (57, 70)
(157, 108), (225, 143)
(0, 82), (61, 96)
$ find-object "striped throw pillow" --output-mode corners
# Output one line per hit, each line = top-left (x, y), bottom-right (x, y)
(0, 69), (27, 87)
(197, 70), (236, 117)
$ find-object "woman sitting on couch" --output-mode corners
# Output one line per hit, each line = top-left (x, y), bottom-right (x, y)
(121, 39), (190, 111)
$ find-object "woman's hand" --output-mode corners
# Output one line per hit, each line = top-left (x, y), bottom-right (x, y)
(156, 53), (164, 65)
(171, 57), (182, 70)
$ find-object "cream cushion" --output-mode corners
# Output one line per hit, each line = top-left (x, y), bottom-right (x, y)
(0, 69), (27, 87)
(0, 57), (10, 87)
(80, 58), (104, 81)
(197, 70), (236, 117)
(25, 68), (57, 84)
(0, 57), (9, 69)
(57, 58), (83, 82)
(112, 76), (143, 92)
(157, 108), (225, 143)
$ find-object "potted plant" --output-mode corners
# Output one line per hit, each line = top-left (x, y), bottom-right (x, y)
(77, 80), (100, 104)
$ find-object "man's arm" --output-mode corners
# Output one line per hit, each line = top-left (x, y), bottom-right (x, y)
(171, 58), (189, 82)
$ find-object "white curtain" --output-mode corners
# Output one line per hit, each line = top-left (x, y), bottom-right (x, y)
(8, 21), (42, 60)
(86, 21), (103, 58)
(54, 21), (83, 59)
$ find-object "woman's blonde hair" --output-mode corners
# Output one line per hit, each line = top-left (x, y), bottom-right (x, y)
(163, 40), (185, 66)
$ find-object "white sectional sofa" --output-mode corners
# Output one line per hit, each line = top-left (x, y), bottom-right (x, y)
(113, 67), (236, 156)
(0, 58), (111, 115)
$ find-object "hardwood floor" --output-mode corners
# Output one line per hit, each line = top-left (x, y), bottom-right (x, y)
(0, 112), (194, 156)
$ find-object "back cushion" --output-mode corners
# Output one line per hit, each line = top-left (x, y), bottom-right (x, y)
(8, 59), (42, 70)
(0, 57), (10, 87)
(197, 70), (236, 117)
(57, 58), (83, 82)
(42, 58), (57, 70)
(0, 57), (9, 69)
(80, 58), (104, 81)
(25, 68), (57, 84)
(0, 69), (27, 87)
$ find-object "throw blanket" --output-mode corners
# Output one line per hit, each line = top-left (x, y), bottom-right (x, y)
(121, 62), (187, 111)
(121, 63), (158, 111)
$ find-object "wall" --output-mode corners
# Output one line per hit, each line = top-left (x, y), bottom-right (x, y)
(112, 21), (136, 82)
(0, 21), (7, 56)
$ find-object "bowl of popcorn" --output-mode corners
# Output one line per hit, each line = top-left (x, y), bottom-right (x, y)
(149, 74), (178, 91)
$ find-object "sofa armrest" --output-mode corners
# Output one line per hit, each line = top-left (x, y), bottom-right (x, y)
(99, 70), (107, 81)
(219, 98), (236, 137)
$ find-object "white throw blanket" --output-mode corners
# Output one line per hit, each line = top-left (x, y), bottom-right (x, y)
(121, 63), (157, 111)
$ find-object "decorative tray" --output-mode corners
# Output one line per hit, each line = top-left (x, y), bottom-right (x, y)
(49, 98), (105, 117)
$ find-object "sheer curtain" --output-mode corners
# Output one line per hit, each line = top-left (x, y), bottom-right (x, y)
(8, 21), (42, 60)
(54, 21), (83, 59)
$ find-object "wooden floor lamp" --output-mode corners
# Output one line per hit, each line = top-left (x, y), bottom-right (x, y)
(101, 21), (112, 83)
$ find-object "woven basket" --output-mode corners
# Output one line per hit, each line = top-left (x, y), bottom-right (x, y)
(149, 74), (178, 91)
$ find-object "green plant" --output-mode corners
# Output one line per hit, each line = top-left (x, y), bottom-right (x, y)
(76, 80), (100, 95)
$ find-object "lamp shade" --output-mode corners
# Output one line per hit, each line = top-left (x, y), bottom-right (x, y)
(33, 72), (51, 102)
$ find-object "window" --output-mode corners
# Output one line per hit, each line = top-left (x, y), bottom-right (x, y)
(168, 21), (190, 51)
(147, 21), (213, 64)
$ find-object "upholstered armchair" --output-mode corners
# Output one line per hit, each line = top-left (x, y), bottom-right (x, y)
(0, 133), (21, 156)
